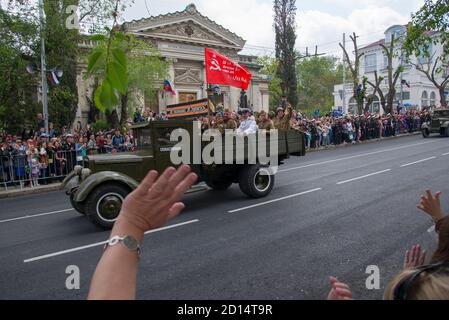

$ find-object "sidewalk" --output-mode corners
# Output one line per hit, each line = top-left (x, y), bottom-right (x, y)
(0, 132), (422, 199)
(306, 131), (421, 153)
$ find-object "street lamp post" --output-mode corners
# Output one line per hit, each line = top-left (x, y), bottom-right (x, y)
(38, 0), (49, 136)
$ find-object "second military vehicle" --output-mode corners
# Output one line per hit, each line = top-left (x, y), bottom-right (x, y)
(422, 108), (449, 138)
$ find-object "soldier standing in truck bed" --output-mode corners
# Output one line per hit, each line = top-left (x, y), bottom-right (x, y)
(257, 111), (275, 131)
(273, 104), (292, 130)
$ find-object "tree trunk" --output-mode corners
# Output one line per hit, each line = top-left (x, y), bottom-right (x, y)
(439, 86), (448, 108)
(120, 93), (129, 127)
(107, 110), (120, 130)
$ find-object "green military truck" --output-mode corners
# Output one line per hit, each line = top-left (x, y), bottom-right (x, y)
(422, 108), (449, 138)
(62, 120), (306, 229)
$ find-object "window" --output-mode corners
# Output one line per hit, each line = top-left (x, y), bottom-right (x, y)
(418, 44), (433, 64)
(348, 97), (357, 114)
(366, 95), (380, 113)
(383, 54), (388, 68)
(430, 92), (436, 106)
(365, 54), (377, 73)
(402, 92), (410, 100)
(421, 91), (429, 107)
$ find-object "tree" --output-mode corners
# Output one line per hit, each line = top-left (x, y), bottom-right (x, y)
(339, 33), (366, 114)
(0, 7), (39, 133)
(404, 0), (449, 108)
(273, 0), (298, 108)
(367, 71), (387, 113)
(296, 56), (344, 114)
(258, 56), (282, 111)
(86, 32), (167, 127)
(381, 34), (404, 114)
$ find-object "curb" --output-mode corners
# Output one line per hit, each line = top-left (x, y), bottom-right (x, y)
(0, 183), (62, 199)
(306, 132), (421, 153)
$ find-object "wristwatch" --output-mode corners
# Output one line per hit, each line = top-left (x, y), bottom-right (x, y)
(104, 235), (141, 258)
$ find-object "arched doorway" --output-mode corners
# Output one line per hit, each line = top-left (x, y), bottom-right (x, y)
(348, 97), (357, 114)
(421, 91), (429, 108)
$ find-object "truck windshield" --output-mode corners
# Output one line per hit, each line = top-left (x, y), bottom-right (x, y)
(434, 110), (449, 117)
(137, 129), (152, 148)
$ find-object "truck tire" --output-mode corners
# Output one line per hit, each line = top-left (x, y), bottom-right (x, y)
(205, 179), (232, 190)
(422, 129), (430, 138)
(238, 165), (275, 198)
(85, 184), (130, 230)
(70, 193), (86, 215)
(446, 127), (449, 137)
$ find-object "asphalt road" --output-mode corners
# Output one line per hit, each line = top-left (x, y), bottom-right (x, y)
(1, 134), (449, 300)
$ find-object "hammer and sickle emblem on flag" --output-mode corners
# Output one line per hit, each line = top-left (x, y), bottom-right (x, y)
(210, 55), (221, 71)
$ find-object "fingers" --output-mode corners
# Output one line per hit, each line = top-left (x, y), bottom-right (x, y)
(167, 202), (185, 221)
(167, 165), (192, 191)
(136, 170), (158, 196)
(404, 249), (410, 268)
(148, 167), (176, 197)
(171, 172), (198, 201)
(435, 191), (441, 202)
(419, 250), (427, 266)
(329, 276), (338, 285)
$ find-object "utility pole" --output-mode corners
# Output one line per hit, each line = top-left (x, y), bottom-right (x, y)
(342, 33), (346, 113)
(38, 0), (49, 136)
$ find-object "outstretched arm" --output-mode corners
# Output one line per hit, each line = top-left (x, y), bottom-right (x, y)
(88, 165), (197, 300)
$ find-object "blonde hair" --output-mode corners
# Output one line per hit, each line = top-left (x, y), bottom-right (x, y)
(384, 268), (449, 300)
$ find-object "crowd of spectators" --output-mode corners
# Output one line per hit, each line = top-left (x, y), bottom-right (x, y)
(0, 114), (135, 188)
(0, 106), (441, 188)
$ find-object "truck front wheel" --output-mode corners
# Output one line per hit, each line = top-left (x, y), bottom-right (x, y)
(238, 165), (275, 198)
(85, 184), (130, 230)
(70, 193), (86, 215)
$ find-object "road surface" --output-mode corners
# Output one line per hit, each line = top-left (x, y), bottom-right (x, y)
(0, 134), (448, 300)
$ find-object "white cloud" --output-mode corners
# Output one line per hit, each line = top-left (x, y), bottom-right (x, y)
(297, 6), (410, 56)
(122, 1), (422, 57)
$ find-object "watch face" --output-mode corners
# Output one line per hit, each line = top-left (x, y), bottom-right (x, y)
(123, 236), (139, 251)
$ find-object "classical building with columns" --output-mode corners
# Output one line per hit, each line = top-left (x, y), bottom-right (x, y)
(75, 4), (269, 126)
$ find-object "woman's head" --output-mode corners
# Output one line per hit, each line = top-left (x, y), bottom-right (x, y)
(384, 264), (449, 300)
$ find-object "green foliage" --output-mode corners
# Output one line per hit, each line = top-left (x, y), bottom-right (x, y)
(296, 56), (344, 114)
(86, 31), (167, 118)
(91, 119), (109, 132)
(258, 56), (282, 111)
(274, 0), (298, 107)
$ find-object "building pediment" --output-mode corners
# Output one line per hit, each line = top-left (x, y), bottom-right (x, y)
(124, 4), (245, 50)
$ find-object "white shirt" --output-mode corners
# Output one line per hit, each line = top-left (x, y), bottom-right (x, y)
(236, 118), (258, 136)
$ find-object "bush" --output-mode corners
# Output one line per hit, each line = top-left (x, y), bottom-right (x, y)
(92, 119), (110, 132)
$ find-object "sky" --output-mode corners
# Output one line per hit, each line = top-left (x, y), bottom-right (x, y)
(122, 0), (426, 56)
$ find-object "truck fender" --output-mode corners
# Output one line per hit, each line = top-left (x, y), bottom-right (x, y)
(441, 121), (449, 128)
(421, 122), (430, 130)
(74, 171), (139, 202)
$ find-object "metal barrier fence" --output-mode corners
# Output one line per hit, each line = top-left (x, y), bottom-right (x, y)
(0, 150), (85, 191)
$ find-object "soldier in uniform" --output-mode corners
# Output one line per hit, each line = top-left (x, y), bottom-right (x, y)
(273, 104), (292, 130)
(257, 110), (275, 131)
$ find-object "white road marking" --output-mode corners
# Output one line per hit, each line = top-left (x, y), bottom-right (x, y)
(442, 152), (449, 156)
(400, 157), (437, 168)
(23, 219), (200, 263)
(0, 208), (74, 224)
(278, 141), (440, 174)
(336, 169), (391, 185)
(228, 188), (322, 213)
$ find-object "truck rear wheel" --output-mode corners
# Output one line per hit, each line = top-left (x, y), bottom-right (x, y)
(70, 193), (86, 215)
(85, 184), (130, 230)
(205, 179), (232, 190)
(422, 129), (430, 138)
(238, 165), (274, 198)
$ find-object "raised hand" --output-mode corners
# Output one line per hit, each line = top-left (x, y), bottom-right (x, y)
(327, 277), (353, 300)
(118, 165), (198, 233)
(417, 190), (444, 223)
(404, 244), (426, 269)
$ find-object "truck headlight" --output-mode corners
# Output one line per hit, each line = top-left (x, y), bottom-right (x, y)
(81, 168), (92, 181)
(74, 165), (83, 176)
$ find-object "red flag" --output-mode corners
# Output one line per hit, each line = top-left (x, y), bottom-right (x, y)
(205, 48), (252, 90)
